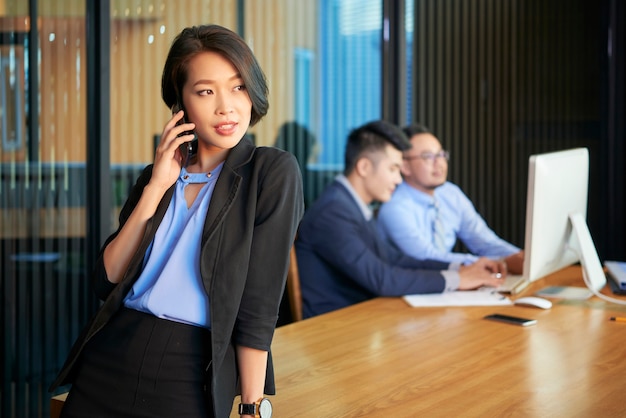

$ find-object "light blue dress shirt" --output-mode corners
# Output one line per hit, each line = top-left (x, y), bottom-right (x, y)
(124, 164), (223, 329)
(378, 181), (520, 265)
(335, 175), (373, 221)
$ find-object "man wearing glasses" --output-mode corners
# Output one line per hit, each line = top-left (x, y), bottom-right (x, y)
(377, 124), (524, 274)
(295, 121), (507, 319)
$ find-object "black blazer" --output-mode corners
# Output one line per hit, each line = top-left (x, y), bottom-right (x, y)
(50, 138), (304, 416)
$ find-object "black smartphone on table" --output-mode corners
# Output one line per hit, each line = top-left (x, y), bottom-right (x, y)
(484, 313), (537, 326)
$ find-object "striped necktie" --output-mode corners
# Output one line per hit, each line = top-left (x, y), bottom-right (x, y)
(432, 197), (447, 251)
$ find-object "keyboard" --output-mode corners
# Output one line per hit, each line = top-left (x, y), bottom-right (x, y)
(497, 274), (528, 295)
(605, 261), (626, 289)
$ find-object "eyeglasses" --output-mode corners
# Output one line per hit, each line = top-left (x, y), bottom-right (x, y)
(403, 150), (450, 163)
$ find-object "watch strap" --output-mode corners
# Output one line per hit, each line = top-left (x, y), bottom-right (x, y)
(238, 403), (257, 415)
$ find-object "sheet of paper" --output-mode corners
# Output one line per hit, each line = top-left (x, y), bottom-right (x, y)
(403, 289), (512, 307)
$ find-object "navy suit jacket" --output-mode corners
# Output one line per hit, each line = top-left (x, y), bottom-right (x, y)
(296, 179), (449, 318)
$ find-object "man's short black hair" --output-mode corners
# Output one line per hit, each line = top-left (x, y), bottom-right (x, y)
(402, 123), (431, 139)
(344, 120), (411, 176)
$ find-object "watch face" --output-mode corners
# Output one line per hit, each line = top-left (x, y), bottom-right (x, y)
(259, 398), (272, 418)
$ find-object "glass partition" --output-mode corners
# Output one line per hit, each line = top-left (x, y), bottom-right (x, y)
(1, 1), (384, 416)
(1, 2), (90, 417)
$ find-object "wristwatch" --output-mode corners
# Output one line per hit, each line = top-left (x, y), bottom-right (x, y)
(238, 397), (272, 417)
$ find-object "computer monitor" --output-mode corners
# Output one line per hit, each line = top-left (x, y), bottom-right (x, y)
(520, 147), (590, 286)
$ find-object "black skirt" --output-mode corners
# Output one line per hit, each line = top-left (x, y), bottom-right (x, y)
(60, 307), (213, 418)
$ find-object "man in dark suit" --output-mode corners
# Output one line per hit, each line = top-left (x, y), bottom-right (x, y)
(296, 120), (506, 318)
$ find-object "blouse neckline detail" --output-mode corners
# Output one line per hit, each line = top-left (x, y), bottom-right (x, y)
(179, 164), (223, 184)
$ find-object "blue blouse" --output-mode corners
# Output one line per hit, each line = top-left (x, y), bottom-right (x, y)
(124, 164), (223, 328)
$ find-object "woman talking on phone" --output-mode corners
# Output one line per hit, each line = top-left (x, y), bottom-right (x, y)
(50, 24), (304, 418)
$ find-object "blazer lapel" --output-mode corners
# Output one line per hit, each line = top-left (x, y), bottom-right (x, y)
(201, 139), (255, 243)
(201, 164), (241, 244)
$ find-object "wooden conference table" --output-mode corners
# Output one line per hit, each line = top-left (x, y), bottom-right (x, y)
(230, 266), (626, 417)
(51, 266), (626, 417)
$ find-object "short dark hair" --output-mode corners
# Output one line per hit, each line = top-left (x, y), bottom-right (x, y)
(402, 123), (431, 139)
(343, 120), (411, 176)
(161, 24), (269, 126)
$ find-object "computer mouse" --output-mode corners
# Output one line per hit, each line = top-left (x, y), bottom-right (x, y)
(514, 296), (552, 309)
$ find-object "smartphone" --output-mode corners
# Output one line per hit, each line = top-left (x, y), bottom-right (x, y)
(171, 102), (198, 166)
(484, 313), (537, 327)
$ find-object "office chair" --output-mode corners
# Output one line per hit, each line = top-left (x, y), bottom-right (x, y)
(286, 244), (303, 322)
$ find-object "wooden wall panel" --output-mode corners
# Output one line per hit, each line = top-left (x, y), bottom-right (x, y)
(245, 0), (317, 147)
(38, 17), (87, 163)
(10, 1), (316, 163)
(109, 0), (238, 163)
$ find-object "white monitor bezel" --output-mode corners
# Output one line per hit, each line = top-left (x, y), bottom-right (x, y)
(522, 147), (590, 284)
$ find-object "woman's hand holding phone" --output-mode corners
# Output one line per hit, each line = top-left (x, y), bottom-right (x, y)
(150, 109), (196, 190)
